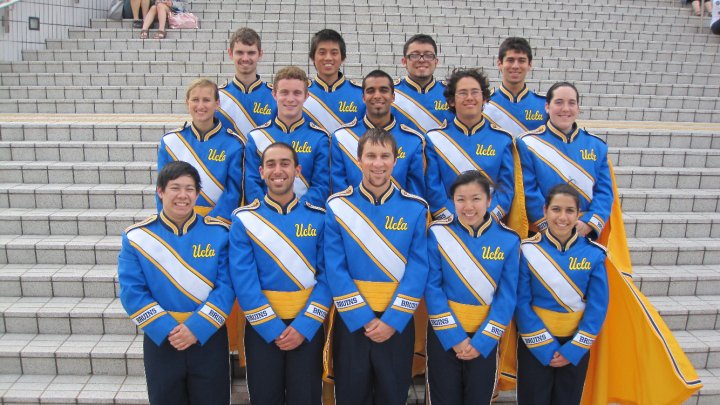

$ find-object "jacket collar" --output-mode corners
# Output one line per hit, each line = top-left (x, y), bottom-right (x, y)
(263, 194), (299, 214)
(358, 182), (395, 205)
(158, 211), (198, 236)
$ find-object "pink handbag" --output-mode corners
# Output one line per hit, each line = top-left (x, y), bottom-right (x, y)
(168, 12), (199, 29)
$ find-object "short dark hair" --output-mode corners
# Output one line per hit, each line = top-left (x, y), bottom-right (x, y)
(544, 183), (581, 210)
(403, 34), (437, 56)
(262, 142), (299, 167)
(443, 68), (491, 114)
(309, 29), (347, 61)
(498, 37), (533, 63)
(546, 81), (581, 105)
(229, 27), (261, 51)
(157, 161), (201, 191)
(357, 128), (398, 160)
(362, 69), (394, 93)
(450, 170), (492, 198)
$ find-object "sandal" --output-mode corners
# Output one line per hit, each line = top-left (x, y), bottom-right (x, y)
(139, 29), (149, 39)
(153, 30), (166, 39)
(132, 19), (142, 28)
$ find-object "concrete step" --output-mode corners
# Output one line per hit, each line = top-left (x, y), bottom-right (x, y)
(3, 99), (718, 122)
(0, 183), (155, 210)
(4, 61), (720, 86)
(0, 208), (714, 238)
(609, 148), (720, 169)
(0, 297), (133, 335)
(0, 141), (157, 163)
(0, 161), (155, 185)
(619, 188), (720, 213)
(0, 265), (118, 299)
(623, 212), (720, 238)
(2, 122), (717, 150)
(0, 327), (717, 378)
(613, 166), (719, 190)
(57, 26), (720, 50)
(22, 44), (720, 67)
(5, 85), (720, 112)
(633, 265), (720, 297)
(0, 122), (177, 143)
(0, 374), (252, 404)
(4, 65), (720, 87)
(88, 14), (716, 38)
(2, 235), (719, 266)
(0, 209), (155, 237)
(1, 262), (717, 300)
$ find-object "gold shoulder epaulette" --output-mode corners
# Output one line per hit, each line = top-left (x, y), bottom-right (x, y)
(252, 120), (272, 131)
(328, 186), (353, 202)
(584, 129), (607, 144)
(204, 216), (230, 229)
(429, 215), (453, 227)
(349, 79), (362, 87)
(232, 199), (261, 215)
(496, 220), (521, 238)
(520, 125), (545, 138)
(399, 123), (424, 139)
(489, 122), (514, 138)
(309, 121), (330, 136)
(588, 239), (608, 253)
(521, 232), (542, 244)
(219, 79), (229, 89)
(264, 82), (273, 90)
(393, 77), (402, 86)
(226, 127), (246, 144)
(306, 79), (314, 88)
(125, 214), (158, 233)
(489, 87), (496, 96)
(304, 201), (327, 213)
(337, 117), (358, 130)
(399, 189), (429, 209)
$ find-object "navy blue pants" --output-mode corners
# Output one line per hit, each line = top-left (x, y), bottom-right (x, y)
(144, 324), (230, 405)
(426, 327), (498, 405)
(244, 319), (324, 405)
(332, 314), (415, 405)
(516, 336), (590, 405)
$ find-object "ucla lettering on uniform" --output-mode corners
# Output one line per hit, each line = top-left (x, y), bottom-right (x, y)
(569, 256), (592, 270)
(581, 148), (597, 161)
(525, 110), (544, 121)
(481, 246), (505, 260)
(338, 101), (358, 113)
(397, 146), (406, 159)
(385, 216), (409, 231)
(207, 149), (226, 162)
(192, 243), (216, 258)
(292, 140), (312, 153)
(295, 223), (318, 237)
(434, 100), (449, 111)
(253, 102), (272, 115)
(475, 144), (497, 156)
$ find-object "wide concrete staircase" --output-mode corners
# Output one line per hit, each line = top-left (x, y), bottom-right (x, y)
(0, 0), (719, 403)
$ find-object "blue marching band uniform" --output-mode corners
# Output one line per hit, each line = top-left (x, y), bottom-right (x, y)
(331, 115), (426, 195)
(515, 230), (609, 405)
(229, 195), (331, 404)
(122, 61), (680, 404)
(156, 119), (245, 223)
(304, 73), (365, 134)
(517, 122), (613, 235)
(244, 117), (331, 208)
(425, 214), (520, 404)
(425, 117), (516, 221)
(325, 184), (429, 405)
(216, 75), (276, 143)
(484, 84), (547, 137)
(392, 76), (453, 133)
(118, 212), (235, 404)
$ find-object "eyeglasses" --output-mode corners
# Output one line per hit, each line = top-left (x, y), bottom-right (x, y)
(406, 53), (436, 61)
(455, 89), (483, 99)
